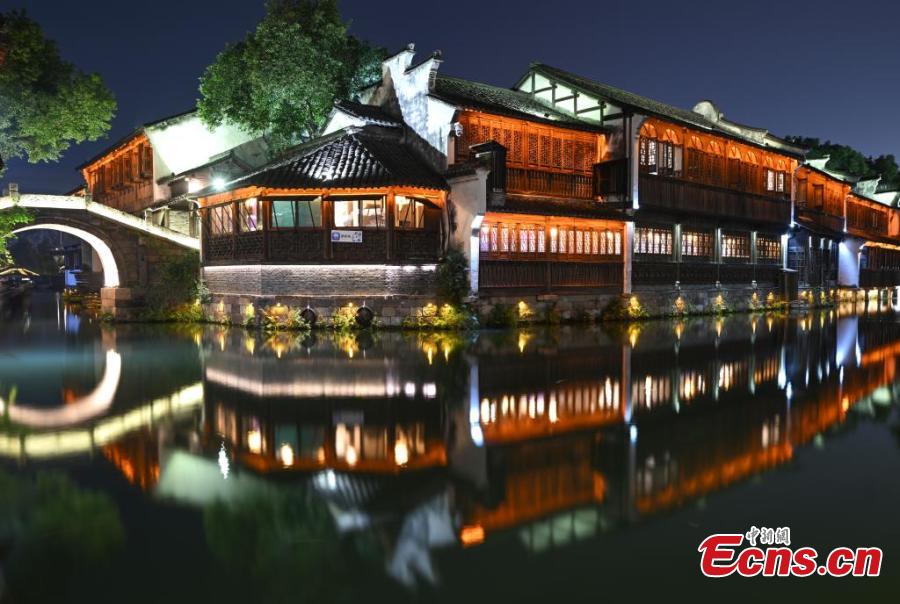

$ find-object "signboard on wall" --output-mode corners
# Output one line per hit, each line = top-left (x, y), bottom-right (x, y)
(331, 230), (363, 243)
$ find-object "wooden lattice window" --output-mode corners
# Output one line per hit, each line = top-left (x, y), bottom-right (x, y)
(722, 233), (750, 259)
(634, 227), (673, 256)
(757, 235), (781, 263)
(681, 230), (713, 258)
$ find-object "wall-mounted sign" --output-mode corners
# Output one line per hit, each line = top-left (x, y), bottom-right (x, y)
(331, 230), (363, 243)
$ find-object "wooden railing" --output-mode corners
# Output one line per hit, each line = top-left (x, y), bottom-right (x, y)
(796, 206), (844, 234)
(639, 174), (790, 224)
(479, 260), (623, 291)
(860, 269), (900, 288)
(507, 167), (594, 200)
(847, 201), (890, 239)
(632, 260), (781, 287)
(203, 227), (439, 265)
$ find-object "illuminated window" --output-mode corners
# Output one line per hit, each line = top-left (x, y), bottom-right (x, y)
(333, 199), (359, 228)
(395, 196), (426, 228)
(635, 227), (673, 256)
(271, 200), (295, 228)
(722, 233), (750, 259)
(500, 225), (510, 252)
(270, 198), (322, 229)
(209, 203), (233, 236)
(765, 169), (778, 192)
(480, 226), (490, 252)
(639, 137), (658, 172)
(757, 236), (781, 263)
(681, 230), (713, 258)
(333, 198), (385, 228)
(239, 198), (261, 232)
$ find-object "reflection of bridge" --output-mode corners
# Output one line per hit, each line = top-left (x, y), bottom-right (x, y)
(0, 194), (198, 316)
(0, 350), (122, 428)
(0, 382), (203, 460)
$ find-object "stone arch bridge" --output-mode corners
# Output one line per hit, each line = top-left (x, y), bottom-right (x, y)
(1, 194), (199, 316)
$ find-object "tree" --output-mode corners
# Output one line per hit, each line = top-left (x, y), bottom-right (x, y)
(785, 135), (900, 188)
(0, 206), (32, 266)
(0, 10), (116, 172)
(198, 0), (384, 155)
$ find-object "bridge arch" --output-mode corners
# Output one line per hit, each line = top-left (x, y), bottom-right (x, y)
(14, 223), (121, 287)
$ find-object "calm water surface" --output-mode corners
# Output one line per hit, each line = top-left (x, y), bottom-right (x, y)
(1, 293), (900, 602)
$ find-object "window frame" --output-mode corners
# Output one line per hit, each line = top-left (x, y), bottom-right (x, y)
(332, 196), (387, 230)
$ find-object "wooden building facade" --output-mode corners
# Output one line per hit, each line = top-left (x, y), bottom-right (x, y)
(197, 127), (448, 268)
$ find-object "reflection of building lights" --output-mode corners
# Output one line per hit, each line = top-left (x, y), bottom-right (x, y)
(218, 444), (230, 480)
(394, 440), (409, 466)
(404, 382), (416, 397)
(628, 325), (640, 348)
(629, 424), (638, 443)
(422, 383), (437, 398)
(247, 429), (262, 454)
(842, 396), (850, 412)
(460, 525), (485, 547)
(549, 396), (558, 423)
(345, 446), (358, 466)
(423, 342), (436, 365)
(279, 443), (295, 467)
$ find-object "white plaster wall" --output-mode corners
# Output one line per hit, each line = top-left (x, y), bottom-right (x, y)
(322, 110), (368, 135)
(447, 170), (489, 294)
(838, 237), (864, 287)
(147, 114), (257, 202)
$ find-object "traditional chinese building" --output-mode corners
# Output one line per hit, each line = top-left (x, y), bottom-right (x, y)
(78, 110), (266, 236)
(195, 44), (900, 324)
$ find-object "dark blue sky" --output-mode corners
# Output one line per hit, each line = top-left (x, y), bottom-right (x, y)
(4, 0), (900, 193)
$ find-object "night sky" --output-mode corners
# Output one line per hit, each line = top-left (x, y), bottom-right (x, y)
(4, 0), (900, 194)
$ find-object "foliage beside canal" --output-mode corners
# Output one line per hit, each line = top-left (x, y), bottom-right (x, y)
(0, 470), (124, 602)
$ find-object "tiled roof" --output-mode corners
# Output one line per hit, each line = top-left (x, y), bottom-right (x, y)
(431, 74), (606, 132)
(333, 99), (401, 128)
(213, 127), (448, 193)
(529, 64), (805, 157)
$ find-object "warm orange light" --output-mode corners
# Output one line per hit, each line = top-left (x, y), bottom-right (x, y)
(394, 440), (409, 466)
(460, 524), (485, 547)
(279, 443), (295, 467)
(247, 429), (263, 454)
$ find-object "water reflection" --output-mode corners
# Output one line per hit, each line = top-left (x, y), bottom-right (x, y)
(2, 300), (900, 599)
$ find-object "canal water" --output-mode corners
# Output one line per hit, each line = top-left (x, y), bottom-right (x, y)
(1, 292), (899, 602)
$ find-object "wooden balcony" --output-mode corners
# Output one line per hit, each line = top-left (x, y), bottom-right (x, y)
(507, 167), (594, 200)
(860, 268), (900, 288)
(203, 228), (439, 265)
(796, 206), (844, 234)
(639, 174), (790, 225)
(632, 260), (781, 288)
(479, 260), (623, 292)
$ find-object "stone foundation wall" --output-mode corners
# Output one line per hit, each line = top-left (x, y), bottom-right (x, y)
(204, 293), (436, 328)
(203, 263), (440, 327)
(203, 264), (438, 298)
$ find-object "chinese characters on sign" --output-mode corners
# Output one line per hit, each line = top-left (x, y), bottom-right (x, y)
(331, 230), (363, 243)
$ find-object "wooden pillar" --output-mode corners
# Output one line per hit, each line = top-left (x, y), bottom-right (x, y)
(323, 195), (332, 260)
(386, 191), (395, 262)
(262, 199), (270, 262)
